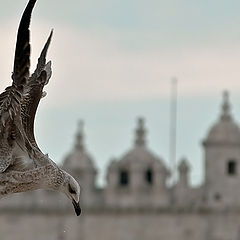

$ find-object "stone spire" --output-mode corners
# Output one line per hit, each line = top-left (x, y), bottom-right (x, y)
(178, 157), (190, 187)
(75, 120), (85, 151)
(135, 117), (146, 147)
(221, 91), (232, 121)
(178, 158), (189, 174)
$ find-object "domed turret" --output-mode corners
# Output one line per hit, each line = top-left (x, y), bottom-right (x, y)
(63, 121), (97, 206)
(63, 121), (96, 174)
(203, 92), (240, 207)
(204, 91), (240, 146)
(120, 118), (164, 165)
(105, 117), (170, 208)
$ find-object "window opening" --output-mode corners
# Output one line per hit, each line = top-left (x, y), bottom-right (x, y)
(227, 160), (237, 176)
(145, 169), (153, 185)
(119, 170), (129, 186)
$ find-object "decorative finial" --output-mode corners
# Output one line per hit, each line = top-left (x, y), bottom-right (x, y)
(221, 90), (231, 121)
(78, 120), (84, 133)
(178, 157), (189, 174)
(135, 117), (146, 147)
(75, 120), (84, 150)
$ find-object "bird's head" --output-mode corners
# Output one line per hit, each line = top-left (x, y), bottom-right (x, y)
(60, 172), (81, 216)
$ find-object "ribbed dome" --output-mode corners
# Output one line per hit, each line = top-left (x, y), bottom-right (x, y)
(121, 146), (163, 166)
(64, 150), (95, 171)
(63, 121), (96, 172)
(118, 118), (166, 169)
(205, 92), (240, 145)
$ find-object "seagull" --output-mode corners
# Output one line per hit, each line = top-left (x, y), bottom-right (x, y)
(0, 0), (81, 216)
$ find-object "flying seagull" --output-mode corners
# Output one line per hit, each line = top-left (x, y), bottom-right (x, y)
(0, 0), (81, 216)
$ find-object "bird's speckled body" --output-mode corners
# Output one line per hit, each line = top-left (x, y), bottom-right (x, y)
(0, 164), (63, 196)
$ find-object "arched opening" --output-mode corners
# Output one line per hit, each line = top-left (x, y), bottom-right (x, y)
(119, 170), (129, 186)
(227, 160), (237, 176)
(145, 168), (153, 185)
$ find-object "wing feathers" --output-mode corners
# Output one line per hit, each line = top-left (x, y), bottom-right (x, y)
(30, 30), (53, 81)
(0, 0), (55, 173)
(0, 1), (38, 173)
(21, 31), (53, 148)
(22, 71), (48, 148)
(44, 61), (52, 85)
(12, 0), (37, 88)
(0, 153), (12, 173)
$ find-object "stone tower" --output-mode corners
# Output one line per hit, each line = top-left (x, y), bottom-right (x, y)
(203, 91), (240, 207)
(63, 121), (97, 206)
(105, 117), (170, 208)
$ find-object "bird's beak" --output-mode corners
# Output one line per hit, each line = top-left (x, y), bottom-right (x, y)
(72, 200), (81, 216)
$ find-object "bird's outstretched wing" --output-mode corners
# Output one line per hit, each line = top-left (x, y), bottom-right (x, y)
(21, 31), (53, 150)
(0, 0), (37, 121)
(0, 0), (37, 173)
(12, 0), (37, 88)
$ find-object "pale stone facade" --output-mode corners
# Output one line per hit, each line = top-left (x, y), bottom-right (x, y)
(1, 92), (240, 240)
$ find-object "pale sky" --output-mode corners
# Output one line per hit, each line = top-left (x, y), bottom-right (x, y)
(1, 0), (240, 186)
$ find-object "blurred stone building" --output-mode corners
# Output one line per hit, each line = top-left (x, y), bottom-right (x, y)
(1, 92), (240, 240)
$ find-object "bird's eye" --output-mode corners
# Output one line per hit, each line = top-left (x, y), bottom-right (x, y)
(68, 184), (76, 194)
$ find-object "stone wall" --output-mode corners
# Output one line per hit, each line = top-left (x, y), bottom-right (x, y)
(1, 207), (240, 240)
